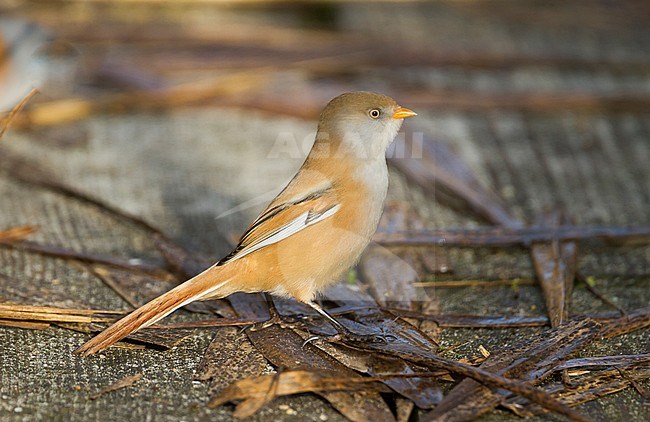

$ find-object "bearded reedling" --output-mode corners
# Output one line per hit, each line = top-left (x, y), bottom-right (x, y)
(76, 92), (416, 356)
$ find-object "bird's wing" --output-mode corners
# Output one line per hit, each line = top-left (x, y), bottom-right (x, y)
(219, 184), (340, 264)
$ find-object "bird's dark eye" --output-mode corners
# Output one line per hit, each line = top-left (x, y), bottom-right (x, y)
(368, 109), (381, 119)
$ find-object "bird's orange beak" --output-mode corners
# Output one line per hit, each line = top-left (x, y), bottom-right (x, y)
(393, 106), (417, 119)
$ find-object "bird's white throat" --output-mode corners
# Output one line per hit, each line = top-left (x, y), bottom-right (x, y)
(336, 116), (404, 162)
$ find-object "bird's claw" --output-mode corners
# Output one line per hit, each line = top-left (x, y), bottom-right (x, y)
(336, 332), (398, 344)
(301, 335), (321, 348)
(301, 332), (397, 347)
(252, 314), (303, 331)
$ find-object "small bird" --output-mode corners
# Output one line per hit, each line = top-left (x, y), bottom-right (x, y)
(76, 91), (416, 356)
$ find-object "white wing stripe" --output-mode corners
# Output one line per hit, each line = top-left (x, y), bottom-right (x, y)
(227, 204), (341, 262)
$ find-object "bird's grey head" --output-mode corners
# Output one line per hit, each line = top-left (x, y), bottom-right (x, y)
(315, 91), (416, 160)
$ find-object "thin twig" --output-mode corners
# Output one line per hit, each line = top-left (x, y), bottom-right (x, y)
(0, 88), (38, 139)
(88, 373), (143, 400)
(0, 239), (173, 280)
(87, 265), (140, 309)
(374, 226), (650, 247)
(414, 278), (536, 288)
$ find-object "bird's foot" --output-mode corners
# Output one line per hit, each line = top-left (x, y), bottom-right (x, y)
(302, 331), (397, 347)
(331, 331), (398, 344)
(252, 314), (302, 331)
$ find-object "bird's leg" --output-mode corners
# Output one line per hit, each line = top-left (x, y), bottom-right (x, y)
(265, 292), (281, 320)
(305, 301), (396, 344)
(256, 293), (300, 330)
(306, 301), (352, 334)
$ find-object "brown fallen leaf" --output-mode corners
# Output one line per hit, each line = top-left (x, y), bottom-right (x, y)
(530, 212), (578, 327)
(216, 292), (445, 411)
(359, 245), (421, 310)
(209, 370), (390, 416)
(320, 285), (444, 409)
(229, 289), (419, 419)
(88, 373), (143, 400)
(242, 321), (395, 422)
(297, 303), (583, 420)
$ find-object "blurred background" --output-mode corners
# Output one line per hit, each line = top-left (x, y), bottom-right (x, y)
(2, 0), (648, 253)
(3, 1), (649, 111)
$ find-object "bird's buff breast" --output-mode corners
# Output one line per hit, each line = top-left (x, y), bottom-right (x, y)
(245, 175), (387, 302)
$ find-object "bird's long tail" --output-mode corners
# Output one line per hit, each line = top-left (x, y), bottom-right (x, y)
(75, 264), (233, 357)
